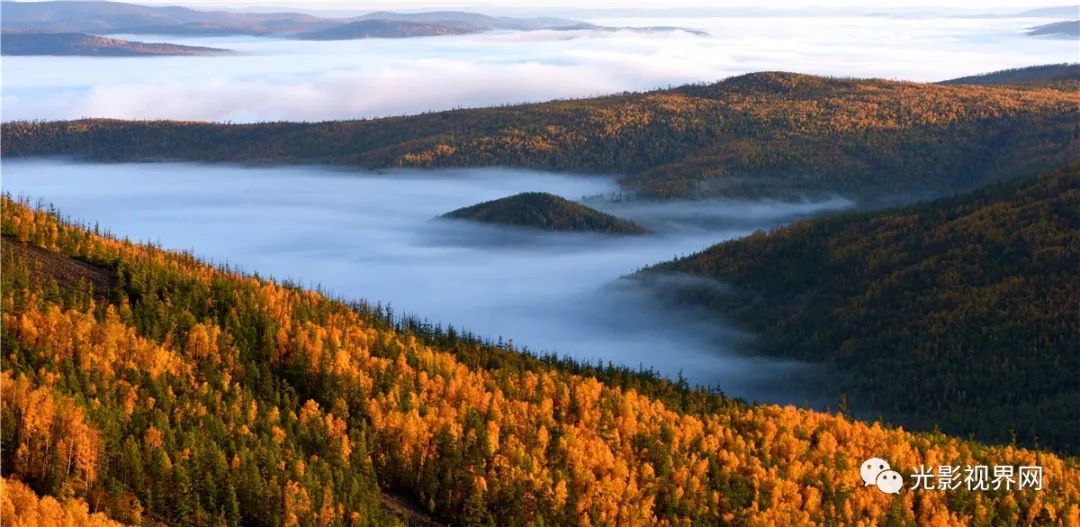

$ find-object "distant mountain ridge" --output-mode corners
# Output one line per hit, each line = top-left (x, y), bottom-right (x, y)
(1027, 19), (1080, 37)
(0, 0), (704, 40)
(352, 10), (582, 31)
(940, 63), (1080, 87)
(1, 31), (231, 56)
(440, 192), (648, 234)
(298, 19), (473, 40)
(1014, 5), (1080, 18)
(0, 1), (331, 35)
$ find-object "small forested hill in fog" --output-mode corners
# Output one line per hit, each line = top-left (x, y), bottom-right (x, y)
(0, 31), (230, 56)
(440, 192), (648, 234)
(637, 165), (1080, 455)
(5, 196), (1080, 526)
(940, 63), (1080, 87)
(4, 71), (1078, 201)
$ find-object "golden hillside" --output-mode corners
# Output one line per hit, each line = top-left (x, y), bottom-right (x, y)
(2, 196), (1079, 526)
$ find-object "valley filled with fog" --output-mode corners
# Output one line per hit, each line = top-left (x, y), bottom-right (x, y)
(3, 160), (853, 405)
(2, 14), (1075, 122)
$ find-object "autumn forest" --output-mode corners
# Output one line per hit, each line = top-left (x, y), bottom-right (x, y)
(2, 3), (1080, 524)
(4, 192), (1080, 526)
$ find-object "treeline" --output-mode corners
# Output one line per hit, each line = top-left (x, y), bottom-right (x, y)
(940, 63), (1080, 88)
(2, 71), (1078, 200)
(440, 192), (647, 234)
(638, 165), (1080, 455)
(3, 194), (1080, 525)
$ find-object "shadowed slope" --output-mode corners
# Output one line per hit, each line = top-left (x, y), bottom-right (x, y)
(940, 63), (1080, 88)
(637, 165), (1080, 454)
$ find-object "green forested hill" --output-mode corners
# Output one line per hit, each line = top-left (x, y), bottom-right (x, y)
(637, 165), (1080, 454)
(440, 192), (647, 234)
(3, 71), (1078, 200)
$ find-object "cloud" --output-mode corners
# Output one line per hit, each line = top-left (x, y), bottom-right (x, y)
(3, 16), (1076, 122)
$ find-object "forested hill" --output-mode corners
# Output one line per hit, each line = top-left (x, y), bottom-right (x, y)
(4, 71), (1078, 201)
(5, 196), (1080, 525)
(0, 32), (231, 56)
(440, 192), (648, 234)
(940, 63), (1080, 88)
(637, 165), (1080, 455)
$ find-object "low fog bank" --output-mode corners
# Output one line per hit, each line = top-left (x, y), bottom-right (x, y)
(3, 15), (1076, 122)
(595, 197), (854, 235)
(2, 160), (849, 406)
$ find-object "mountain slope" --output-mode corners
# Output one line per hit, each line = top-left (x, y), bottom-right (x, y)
(4, 71), (1077, 202)
(440, 192), (648, 234)
(4, 196), (1080, 526)
(637, 165), (1080, 454)
(0, 1), (659, 39)
(0, 0), (336, 35)
(1028, 20), (1080, 38)
(351, 11), (581, 31)
(298, 19), (473, 40)
(940, 63), (1080, 87)
(0, 31), (230, 56)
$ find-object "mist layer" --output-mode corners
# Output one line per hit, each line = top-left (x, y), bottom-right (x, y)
(2, 160), (854, 405)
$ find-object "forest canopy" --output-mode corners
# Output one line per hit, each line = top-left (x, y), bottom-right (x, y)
(3, 71), (1078, 201)
(439, 192), (647, 234)
(2, 188), (1080, 525)
(637, 165), (1080, 456)
(939, 63), (1080, 88)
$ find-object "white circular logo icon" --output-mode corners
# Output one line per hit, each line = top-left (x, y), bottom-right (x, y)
(861, 457), (903, 494)
(861, 457), (891, 486)
(875, 470), (904, 494)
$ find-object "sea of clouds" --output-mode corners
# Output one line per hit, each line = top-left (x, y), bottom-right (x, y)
(2, 15), (1075, 122)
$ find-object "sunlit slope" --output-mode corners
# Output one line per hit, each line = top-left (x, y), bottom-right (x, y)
(440, 192), (647, 234)
(3, 197), (1080, 526)
(1, 477), (130, 526)
(638, 165), (1080, 455)
(3, 71), (1078, 200)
